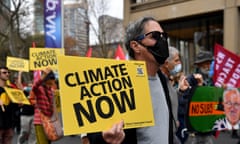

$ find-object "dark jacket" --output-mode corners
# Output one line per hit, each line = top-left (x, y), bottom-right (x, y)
(179, 74), (215, 136)
(178, 74), (198, 117)
(20, 90), (34, 116)
(0, 87), (19, 129)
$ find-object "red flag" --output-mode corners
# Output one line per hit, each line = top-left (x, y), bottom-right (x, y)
(114, 44), (125, 60)
(213, 43), (240, 87)
(32, 42), (36, 48)
(33, 71), (41, 83)
(86, 47), (92, 57)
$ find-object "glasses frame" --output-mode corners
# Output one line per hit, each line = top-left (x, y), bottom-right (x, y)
(1, 71), (10, 74)
(135, 31), (168, 41)
(224, 101), (240, 109)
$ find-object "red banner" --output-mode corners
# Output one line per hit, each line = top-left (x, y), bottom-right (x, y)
(213, 44), (240, 87)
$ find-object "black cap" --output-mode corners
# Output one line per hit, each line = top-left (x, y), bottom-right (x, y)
(194, 51), (213, 64)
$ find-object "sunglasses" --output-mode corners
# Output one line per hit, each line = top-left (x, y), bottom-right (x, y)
(135, 31), (168, 41)
(1, 71), (10, 74)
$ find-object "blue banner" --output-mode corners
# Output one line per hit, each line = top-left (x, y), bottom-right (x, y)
(44, 0), (62, 48)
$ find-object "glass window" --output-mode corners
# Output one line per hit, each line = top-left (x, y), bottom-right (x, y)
(161, 11), (223, 74)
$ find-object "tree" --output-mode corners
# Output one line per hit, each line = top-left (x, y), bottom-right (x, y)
(85, 0), (124, 58)
(64, 36), (80, 56)
(0, 0), (32, 65)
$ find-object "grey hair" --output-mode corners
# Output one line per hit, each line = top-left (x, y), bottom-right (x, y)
(124, 17), (158, 59)
(223, 87), (240, 102)
(166, 46), (179, 62)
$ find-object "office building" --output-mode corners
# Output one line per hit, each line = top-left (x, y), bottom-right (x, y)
(64, 0), (89, 56)
(124, 0), (240, 73)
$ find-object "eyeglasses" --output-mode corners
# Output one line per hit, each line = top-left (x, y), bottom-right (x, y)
(224, 102), (240, 109)
(135, 31), (168, 41)
(1, 71), (10, 74)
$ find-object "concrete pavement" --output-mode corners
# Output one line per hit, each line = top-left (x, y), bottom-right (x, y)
(185, 130), (239, 144)
(13, 134), (81, 144)
(13, 130), (239, 144)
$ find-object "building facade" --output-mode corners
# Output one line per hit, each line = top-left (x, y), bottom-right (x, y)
(124, 0), (240, 73)
(98, 15), (124, 44)
(64, 1), (89, 56)
(93, 15), (124, 58)
(18, 0), (44, 35)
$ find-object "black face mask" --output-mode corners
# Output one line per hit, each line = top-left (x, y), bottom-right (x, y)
(147, 38), (169, 65)
(135, 31), (169, 65)
(139, 38), (169, 65)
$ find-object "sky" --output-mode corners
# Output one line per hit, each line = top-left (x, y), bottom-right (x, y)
(107, 0), (123, 19)
(89, 0), (123, 44)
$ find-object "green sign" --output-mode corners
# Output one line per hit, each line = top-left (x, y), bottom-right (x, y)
(187, 87), (240, 132)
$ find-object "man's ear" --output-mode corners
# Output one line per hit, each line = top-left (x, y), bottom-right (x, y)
(164, 60), (169, 67)
(130, 41), (140, 53)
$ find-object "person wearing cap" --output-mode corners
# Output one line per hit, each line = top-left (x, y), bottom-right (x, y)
(194, 50), (214, 86)
(30, 67), (56, 144)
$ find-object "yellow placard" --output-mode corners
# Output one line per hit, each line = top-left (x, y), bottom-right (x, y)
(4, 87), (30, 105)
(7, 56), (29, 72)
(57, 56), (154, 135)
(29, 47), (64, 70)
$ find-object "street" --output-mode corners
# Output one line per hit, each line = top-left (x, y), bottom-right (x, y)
(12, 130), (239, 144)
(185, 130), (239, 144)
(13, 134), (81, 144)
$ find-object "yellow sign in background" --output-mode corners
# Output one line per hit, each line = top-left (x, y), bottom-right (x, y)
(29, 48), (64, 70)
(7, 57), (29, 72)
(57, 56), (154, 135)
(4, 87), (30, 105)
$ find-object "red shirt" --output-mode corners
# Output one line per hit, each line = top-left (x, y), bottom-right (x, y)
(32, 79), (53, 118)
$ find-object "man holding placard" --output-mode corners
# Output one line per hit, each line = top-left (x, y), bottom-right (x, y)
(87, 16), (172, 144)
(0, 66), (19, 144)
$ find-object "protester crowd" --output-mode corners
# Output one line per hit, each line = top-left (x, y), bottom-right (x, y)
(0, 16), (240, 144)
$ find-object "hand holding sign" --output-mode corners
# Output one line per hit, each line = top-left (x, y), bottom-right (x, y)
(58, 56), (154, 135)
(102, 120), (125, 144)
(4, 87), (30, 105)
(29, 48), (64, 70)
(193, 74), (204, 86)
(7, 57), (29, 72)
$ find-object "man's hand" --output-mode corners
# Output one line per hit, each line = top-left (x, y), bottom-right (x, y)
(193, 73), (204, 86)
(178, 75), (190, 91)
(81, 136), (90, 144)
(41, 67), (52, 80)
(102, 120), (125, 144)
